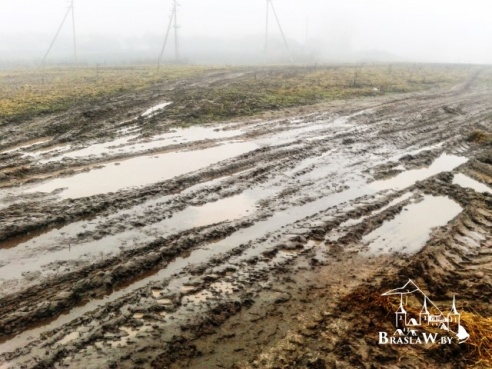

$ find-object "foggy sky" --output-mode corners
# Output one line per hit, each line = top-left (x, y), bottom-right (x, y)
(0, 0), (491, 64)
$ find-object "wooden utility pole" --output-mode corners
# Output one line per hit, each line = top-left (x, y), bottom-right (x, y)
(158, 1), (179, 69)
(173, 0), (179, 61)
(71, 0), (77, 62)
(264, 0), (269, 63)
(264, 0), (293, 64)
(158, 9), (175, 69)
(42, 5), (72, 64)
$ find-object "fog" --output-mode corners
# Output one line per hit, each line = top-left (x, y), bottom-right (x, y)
(0, 0), (491, 66)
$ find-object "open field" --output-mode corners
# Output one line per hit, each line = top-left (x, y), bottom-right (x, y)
(0, 66), (208, 122)
(0, 64), (491, 368)
(0, 64), (481, 124)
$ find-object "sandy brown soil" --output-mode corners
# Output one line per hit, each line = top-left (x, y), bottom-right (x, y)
(0, 66), (491, 369)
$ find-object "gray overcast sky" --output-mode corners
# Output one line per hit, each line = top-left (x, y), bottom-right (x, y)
(1, 0), (491, 64)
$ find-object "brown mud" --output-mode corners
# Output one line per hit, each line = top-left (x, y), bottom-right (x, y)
(0, 66), (491, 368)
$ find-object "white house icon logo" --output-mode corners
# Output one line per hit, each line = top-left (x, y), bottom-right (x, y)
(379, 279), (470, 345)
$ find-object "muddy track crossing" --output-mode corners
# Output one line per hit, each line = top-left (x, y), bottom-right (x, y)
(0, 69), (491, 368)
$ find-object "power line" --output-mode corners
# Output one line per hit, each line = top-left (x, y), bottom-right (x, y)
(157, 9), (174, 69)
(42, 5), (71, 64)
(269, 0), (293, 64)
(173, 0), (179, 61)
(42, 0), (77, 64)
(264, 0), (269, 63)
(264, 0), (293, 64)
(157, 0), (179, 69)
(71, 0), (77, 61)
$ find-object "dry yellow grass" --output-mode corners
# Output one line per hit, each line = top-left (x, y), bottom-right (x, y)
(460, 312), (492, 368)
(468, 130), (492, 145)
(379, 293), (492, 368)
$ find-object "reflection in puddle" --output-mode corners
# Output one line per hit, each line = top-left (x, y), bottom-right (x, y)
(210, 281), (234, 294)
(141, 102), (172, 117)
(159, 194), (255, 230)
(42, 135), (139, 162)
(0, 230), (143, 282)
(151, 289), (163, 298)
(339, 192), (413, 228)
(0, 218), (100, 280)
(278, 250), (301, 257)
(56, 331), (80, 345)
(99, 325), (154, 348)
(181, 285), (196, 293)
(254, 110), (369, 147)
(0, 224), (63, 250)
(27, 142), (258, 199)
(119, 126), (243, 154)
(182, 281), (235, 304)
(0, 138), (52, 154)
(372, 154), (468, 191)
(31, 143), (70, 156)
(0, 193), (256, 283)
(453, 173), (492, 194)
(363, 195), (462, 255)
(116, 125), (140, 135)
(42, 126), (243, 163)
(0, 146), (469, 357)
(156, 299), (173, 305)
(183, 290), (213, 304)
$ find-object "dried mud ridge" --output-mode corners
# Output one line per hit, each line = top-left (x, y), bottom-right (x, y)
(0, 69), (491, 368)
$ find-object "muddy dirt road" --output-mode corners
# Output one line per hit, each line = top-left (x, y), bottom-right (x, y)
(0, 67), (491, 368)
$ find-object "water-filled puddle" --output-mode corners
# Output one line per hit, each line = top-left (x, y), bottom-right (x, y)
(182, 281), (234, 304)
(141, 102), (172, 117)
(43, 135), (139, 162)
(0, 193), (255, 282)
(31, 143), (70, 156)
(56, 331), (80, 346)
(453, 173), (492, 194)
(339, 192), (413, 228)
(209, 281), (234, 294)
(27, 142), (258, 199)
(42, 126), (243, 162)
(0, 148), (469, 356)
(255, 114), (358, 147)
(156, 299), (173, 305)
(98, 325), (154, 348)
(371, 154), (468, 191)
(363, 195), (462, 255)
(181, 285), (196, 293)
(0, 138), (51, 154)
(151, 289), (163, 298)
(0, 225), (63, 250)
(160, 194), (255, 230)
(182, 290), (213, 304)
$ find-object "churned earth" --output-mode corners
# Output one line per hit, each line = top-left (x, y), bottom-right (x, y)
(0, 65), (491, 369)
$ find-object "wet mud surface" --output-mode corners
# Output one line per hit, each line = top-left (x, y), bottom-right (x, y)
(0, 67), (491, 368)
